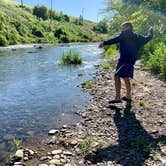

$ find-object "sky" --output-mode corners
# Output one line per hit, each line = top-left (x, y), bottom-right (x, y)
(11, 0), (107, 22)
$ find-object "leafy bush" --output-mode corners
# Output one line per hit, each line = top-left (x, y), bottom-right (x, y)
(147, 43), (166, 80)
(60, 50), (83, 65)
(59, 35), (69, 43)
(6, 28), (20, 45)
(93, 19), (108, 33)
(33, 5), (48, 20)
(32, 26), (44, 37)
(54, 28), (69, 43)
(103, 45), (118, 59)
(0, 34), (8, 46)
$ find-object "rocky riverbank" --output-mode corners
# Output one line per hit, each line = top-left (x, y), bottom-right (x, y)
(9, 61), (166, 166)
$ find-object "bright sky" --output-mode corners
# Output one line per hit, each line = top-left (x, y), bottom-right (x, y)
(11, 0), (107, 22)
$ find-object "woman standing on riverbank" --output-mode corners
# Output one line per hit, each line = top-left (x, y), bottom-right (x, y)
(99, 22), (153, 103)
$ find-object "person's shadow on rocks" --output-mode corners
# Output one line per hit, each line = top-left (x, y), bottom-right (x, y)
(84, 101), (166, 166)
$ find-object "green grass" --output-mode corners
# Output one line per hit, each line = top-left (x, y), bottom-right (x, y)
(152, 156), (161, 161)
(137, 99), (150, 109)
(0, 0), (105, 46)
(82, 80), (94, 87)
(60, 50), (83, 65)
(102, 45), (118, 59)
(8, 137), (22, 163)
(100, 62), (111, 69)
(131, 137), (154, 153)
(138, 99), (146, 107)
(131, 79), (137, 87)
(80, 137), (93, 152)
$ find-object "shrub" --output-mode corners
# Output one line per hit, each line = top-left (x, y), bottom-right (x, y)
(33, 5), (48, 20)
(54, 28), (66, 38)
(59, 35), (69, 43)
(6, 28), (20, 45)
(32, 26), (44, 37)
(93, 19), (108, 33)
(0, 34), (8, 46)
(60, 50), (83, 65)
(103, 45), (118, 59)
(147, 42), (166, 80)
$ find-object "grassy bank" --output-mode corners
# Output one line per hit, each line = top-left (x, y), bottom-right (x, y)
(0, 0), (107, 46)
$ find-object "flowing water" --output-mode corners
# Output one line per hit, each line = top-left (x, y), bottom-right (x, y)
(0, 43), (103, 163)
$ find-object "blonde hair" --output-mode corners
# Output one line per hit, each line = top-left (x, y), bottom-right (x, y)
(121, 21), (133, 31)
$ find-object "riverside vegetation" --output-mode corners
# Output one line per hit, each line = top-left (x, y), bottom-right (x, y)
(102, 0), (166, 80)
(0, 0), (108, 46)
(60, 50), (83, 65)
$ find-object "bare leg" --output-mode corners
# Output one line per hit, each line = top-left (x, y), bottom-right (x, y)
(123, 77), (131, 99)
(114, 76), (121, 100)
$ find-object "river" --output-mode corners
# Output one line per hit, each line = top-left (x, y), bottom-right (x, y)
(0, 43), (103, 163)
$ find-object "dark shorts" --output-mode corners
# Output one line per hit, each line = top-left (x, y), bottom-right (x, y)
(115, 61), (134, 78)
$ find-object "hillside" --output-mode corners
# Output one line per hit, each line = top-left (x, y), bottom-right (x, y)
(0, 0), (106, 46)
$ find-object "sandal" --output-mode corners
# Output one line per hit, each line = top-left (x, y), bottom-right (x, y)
(109, 99), (122, 104)
(122, 96), (132, 102)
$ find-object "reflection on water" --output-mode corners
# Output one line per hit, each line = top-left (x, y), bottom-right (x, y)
(0, 43), (103, 163)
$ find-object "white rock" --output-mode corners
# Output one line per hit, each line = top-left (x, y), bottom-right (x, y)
(64, 164), (72, 166)
(14, 162), (22, 165)
(38, 164), (48, 166)
(160, 157), (166, 164)
(23, 157), (28, 161)
(15, 149), (24, 159)
(60, 158), (66, 163)
(63, 125), (68, 128)
(48, 129), (59, 135)
(40, 156), (49, 161)
(51, 149), (62, 155)
(63, 151), (72, 156)
(53, 154), (60, 159)
(28, 149), (35, 155)
(71, 140), (78, 145)
(48, 159), (61, 165)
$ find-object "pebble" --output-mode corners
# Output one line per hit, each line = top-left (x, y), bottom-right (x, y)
(160, 157), (166, 164)
(63, 151), (73, 156)
(51, 149), (63, 155)
(48, 129), (59, 135)
(15, 149), (24, 159)
(48, 159), (61, 165)
(14, 162), (22, 165)
(53, 155), (60, 159)
(40, 156), (49, 161)
(63, 125), (68, 129)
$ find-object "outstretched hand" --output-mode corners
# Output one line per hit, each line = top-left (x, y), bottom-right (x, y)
(98, 43), (104, 48)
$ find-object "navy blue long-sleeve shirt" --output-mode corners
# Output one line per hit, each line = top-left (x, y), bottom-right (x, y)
(103, 29), (153, 64)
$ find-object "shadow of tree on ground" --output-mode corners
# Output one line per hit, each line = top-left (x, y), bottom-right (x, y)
(85, 101), (166, 166)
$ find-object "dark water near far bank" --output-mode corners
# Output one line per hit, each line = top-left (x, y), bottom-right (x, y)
(0, 43), (103, 163)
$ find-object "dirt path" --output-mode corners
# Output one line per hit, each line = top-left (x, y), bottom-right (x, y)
(11, 61), (166, 166)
